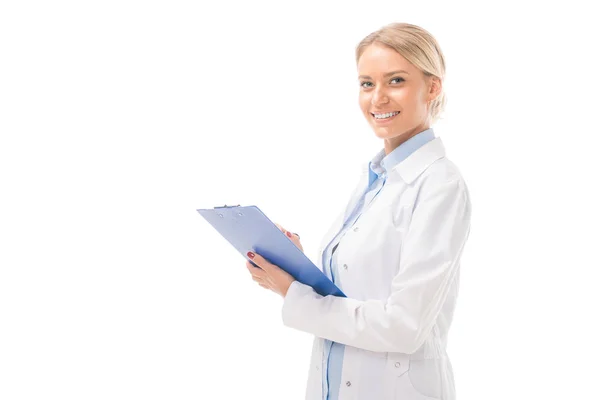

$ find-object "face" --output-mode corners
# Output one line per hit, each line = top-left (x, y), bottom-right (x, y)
(357, 42), (441, 154)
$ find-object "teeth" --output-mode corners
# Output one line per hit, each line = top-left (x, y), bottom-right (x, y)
(373, 111), (399, 119)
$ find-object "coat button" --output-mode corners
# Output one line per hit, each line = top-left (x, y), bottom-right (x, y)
(353, 226), (359, 232)
(395, 362), (401, 368)
(343, 264), (348, 270)
(346, 381), (352, 387)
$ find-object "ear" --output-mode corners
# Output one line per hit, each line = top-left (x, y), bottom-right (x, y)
(428, 75), (442, 102)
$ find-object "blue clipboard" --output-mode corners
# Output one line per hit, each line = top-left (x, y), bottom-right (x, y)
(197, 205), (345, 297)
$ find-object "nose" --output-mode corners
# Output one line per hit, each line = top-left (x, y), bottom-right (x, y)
(371, 87), (389, 106)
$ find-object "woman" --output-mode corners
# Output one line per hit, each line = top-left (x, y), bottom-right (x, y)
(246, 22), (471, 400)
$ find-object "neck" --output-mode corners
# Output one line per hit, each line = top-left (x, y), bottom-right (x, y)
(384, 124), (429, 155)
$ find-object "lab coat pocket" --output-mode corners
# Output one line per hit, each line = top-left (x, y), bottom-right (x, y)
(387, 353), (439, 400)
(407, 357), (442, 399)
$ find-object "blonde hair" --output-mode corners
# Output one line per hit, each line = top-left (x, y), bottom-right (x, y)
(356, 22), (447, 124)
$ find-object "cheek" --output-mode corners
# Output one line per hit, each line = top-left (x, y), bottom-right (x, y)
(389, 88), (412, 104)
(396, 92), (424, 115)
(358, 93), (370, 113)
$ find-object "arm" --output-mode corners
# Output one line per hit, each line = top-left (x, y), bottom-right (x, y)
(281, 178), (471, 354)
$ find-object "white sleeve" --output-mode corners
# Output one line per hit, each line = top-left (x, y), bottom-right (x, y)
(281, 178), (471, 354)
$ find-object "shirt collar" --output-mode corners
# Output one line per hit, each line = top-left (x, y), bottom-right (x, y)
(366, 128), (437, 185)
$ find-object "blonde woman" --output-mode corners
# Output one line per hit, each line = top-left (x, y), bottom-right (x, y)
(246, 22), (471, 400)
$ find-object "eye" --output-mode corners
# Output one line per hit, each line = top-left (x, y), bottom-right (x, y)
(359, 77), (404, 89)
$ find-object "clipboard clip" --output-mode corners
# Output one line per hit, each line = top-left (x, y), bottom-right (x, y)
(214, 204), (241, 209)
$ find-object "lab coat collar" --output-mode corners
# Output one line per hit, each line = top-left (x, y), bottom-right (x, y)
(361, 137), (446, 184)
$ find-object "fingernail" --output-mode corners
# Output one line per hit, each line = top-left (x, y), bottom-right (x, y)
(286, 231), (292, 237)
(247, 252), (255, 259)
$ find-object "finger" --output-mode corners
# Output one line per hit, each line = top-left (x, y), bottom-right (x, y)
(275, 223), (294, 238)
(246, 262), (266, 278)
(247, 252), (273, 272)
(246, 260), (264, 273)
(250, 268), (267, 280)
(246, 261), (255, 273)
(246, 260), (260, 270)
(275, 223), (290, 237)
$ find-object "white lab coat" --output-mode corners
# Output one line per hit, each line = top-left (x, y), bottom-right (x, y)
(282, 137), (472, 400)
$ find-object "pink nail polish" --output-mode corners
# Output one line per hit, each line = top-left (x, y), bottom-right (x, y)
(247, 252), (255, 259)
(286, 231), (292, 237)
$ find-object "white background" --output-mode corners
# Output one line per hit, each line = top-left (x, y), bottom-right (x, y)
(1, 1), (599, 399)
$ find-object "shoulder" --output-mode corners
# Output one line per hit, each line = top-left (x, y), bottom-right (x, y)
(421, 156), (468, 187)
(413, 157), (471, 218)
(407, 155), (471, 208)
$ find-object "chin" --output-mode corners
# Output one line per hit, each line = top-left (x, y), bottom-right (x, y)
(372, 126), (396, 139)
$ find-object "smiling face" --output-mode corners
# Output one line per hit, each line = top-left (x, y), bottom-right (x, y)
(357, 42), (441, 154)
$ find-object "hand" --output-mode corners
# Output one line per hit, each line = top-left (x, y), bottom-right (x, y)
(246, 252), (296, 297)
(275, 223), (303, 252)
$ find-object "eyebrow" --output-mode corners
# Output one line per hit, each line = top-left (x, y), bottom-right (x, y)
(358, 70), (409, 79)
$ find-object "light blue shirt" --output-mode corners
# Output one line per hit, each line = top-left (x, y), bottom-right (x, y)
(322, 128), (436, 400)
